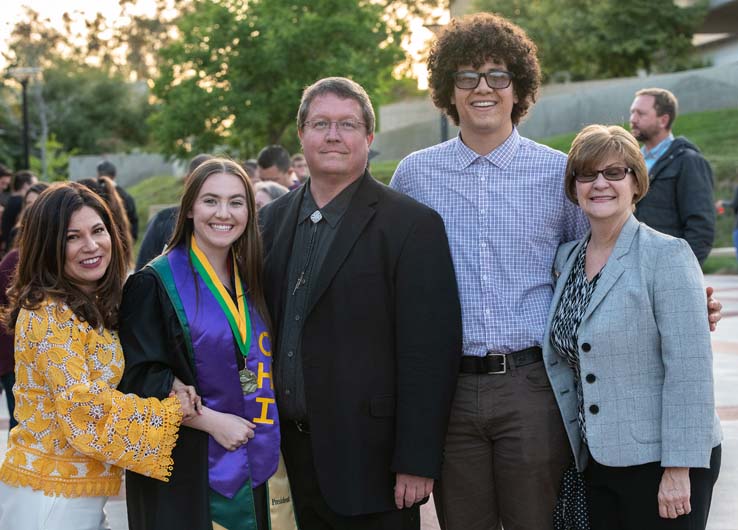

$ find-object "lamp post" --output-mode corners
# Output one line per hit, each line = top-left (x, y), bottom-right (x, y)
(9, 67), (41, 170)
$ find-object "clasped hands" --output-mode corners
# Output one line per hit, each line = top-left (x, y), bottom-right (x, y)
(170, 376), (202, 420)
(172, 377), (256, 451)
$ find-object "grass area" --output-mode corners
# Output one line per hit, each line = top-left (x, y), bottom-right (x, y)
(369, 160), (398, 185)
(128, 174), (182, 227)
(702, 254), (738, 275)
(127, 174), (183, 255)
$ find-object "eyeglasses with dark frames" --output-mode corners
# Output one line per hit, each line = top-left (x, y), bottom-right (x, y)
(573, 167), (633, 183)
(453, 70), (514, 90)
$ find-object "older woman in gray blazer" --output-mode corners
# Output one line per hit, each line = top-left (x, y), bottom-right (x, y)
(543, 125), (721, 530)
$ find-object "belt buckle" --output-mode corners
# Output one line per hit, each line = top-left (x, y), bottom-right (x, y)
(486, 353), (507, 375)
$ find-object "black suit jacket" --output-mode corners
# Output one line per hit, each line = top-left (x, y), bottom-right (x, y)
(260, 172), (462, 516)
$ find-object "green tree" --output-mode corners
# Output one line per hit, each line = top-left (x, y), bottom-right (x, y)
(474, 0), (707, 81)
(40, 61), (151, 154)
(1, 9), (153, 164)
(31, 134), (77, 181)
(149, 0), (407, 157)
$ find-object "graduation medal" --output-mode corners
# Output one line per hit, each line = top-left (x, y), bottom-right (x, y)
(239, 367), (258, 395)
(190, 235), (255, 394)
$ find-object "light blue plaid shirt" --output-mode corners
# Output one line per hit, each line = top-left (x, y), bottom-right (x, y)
(391, 129), (588, 356)
(641, 133), (674, 172)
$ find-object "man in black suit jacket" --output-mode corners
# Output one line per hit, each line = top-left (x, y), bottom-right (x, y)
(260, 77), (461, 529)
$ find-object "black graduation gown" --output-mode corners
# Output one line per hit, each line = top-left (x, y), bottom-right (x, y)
(118, 268), (211, 530)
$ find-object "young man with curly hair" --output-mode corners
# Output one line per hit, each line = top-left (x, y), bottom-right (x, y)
(390, 13), (588, 530)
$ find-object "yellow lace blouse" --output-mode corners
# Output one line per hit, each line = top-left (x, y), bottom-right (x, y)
(0, 300), (182, 497)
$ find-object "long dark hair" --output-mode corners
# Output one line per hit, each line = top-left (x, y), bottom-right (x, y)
(2, 182), (128, 330)
(79, 176), (133, 267)
(167, 158), (270, 326)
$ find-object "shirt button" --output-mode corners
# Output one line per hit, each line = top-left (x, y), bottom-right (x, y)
(481, 177), (486, 182)
(482, 275), (488, 281)
(481, 242), (487, 248)
(285, 389), (292, 396)
(294, 314), (301, 321)
(485, 308), (490, 315)
(589, 404), (599, 414)
(585, 373), (596, 383)
(581, 342), (591, 352)
(288, 350), (295, 358)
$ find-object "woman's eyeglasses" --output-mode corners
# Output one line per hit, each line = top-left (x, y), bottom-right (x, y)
(573, 167), (633, 183)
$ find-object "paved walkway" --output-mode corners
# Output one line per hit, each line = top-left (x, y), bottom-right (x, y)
(2, 274), (737, 529)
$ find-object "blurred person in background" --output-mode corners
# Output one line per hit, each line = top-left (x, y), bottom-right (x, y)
(0, 164), (12, 215)
(254, 181), (289, 210)
(1, 171), (37, 252)
(629, 88), (715, 264)
(716, 182), (738, 265)
(290, 153), (309, 183)
(97, 160), (139, 243)
(0, 182), (50, 436)
(257, 145), (298, 190)
(242, 159), (260, 183)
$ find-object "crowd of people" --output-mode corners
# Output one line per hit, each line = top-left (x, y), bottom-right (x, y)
(0, 11), (729, 530)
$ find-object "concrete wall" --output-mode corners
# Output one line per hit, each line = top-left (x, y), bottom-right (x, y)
(69, 153), (185, 188)
(699, 36), (738, 66)
(372, 63), (738, 161)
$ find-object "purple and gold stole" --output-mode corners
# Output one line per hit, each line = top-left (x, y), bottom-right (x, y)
(152, 242), (296, 530)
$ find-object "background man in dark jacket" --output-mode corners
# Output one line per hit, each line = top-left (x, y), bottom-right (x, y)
(629, 87), (715, 263)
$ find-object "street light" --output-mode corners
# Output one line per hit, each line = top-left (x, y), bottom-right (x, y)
(8, 67), (41, 170)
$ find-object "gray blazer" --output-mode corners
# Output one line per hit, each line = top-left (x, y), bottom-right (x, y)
(543, 214), (722, 472)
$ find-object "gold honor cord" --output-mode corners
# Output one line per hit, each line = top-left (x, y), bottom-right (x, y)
(190, 236), (257, 394)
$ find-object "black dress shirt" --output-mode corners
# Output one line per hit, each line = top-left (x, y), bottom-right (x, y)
(276, 178), (361, 421)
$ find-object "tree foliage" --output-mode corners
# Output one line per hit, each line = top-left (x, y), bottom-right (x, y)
(1, 8), (155, 166)
(473, 0), (708, 81)
(149, 0), (407, 157)
(2, 0), (439, 164)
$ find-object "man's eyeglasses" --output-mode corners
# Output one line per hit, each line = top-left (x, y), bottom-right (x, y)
(573, 167), (633, 183)
(453, 70), (513, 90)
(303, 119), (365, 133)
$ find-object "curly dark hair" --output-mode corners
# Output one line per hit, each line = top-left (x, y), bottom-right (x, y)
(428, 13), (541, 127)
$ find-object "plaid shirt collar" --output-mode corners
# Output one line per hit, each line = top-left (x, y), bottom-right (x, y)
(454, 127), (522, 170)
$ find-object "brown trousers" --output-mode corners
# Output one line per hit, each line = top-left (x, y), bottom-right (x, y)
(434, 360), (571, 530)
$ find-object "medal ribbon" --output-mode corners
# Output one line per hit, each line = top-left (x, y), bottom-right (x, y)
(190, 235), (252, 358)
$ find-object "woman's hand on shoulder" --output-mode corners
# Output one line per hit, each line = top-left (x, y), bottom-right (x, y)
(658, 467), (691, 519)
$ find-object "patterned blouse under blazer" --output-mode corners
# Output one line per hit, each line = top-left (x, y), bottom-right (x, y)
(542, 215), (722, 473)
(0, 300), (182, 497)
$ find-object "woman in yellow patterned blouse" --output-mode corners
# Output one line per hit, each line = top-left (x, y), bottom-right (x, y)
(0, 183), (196, 530)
